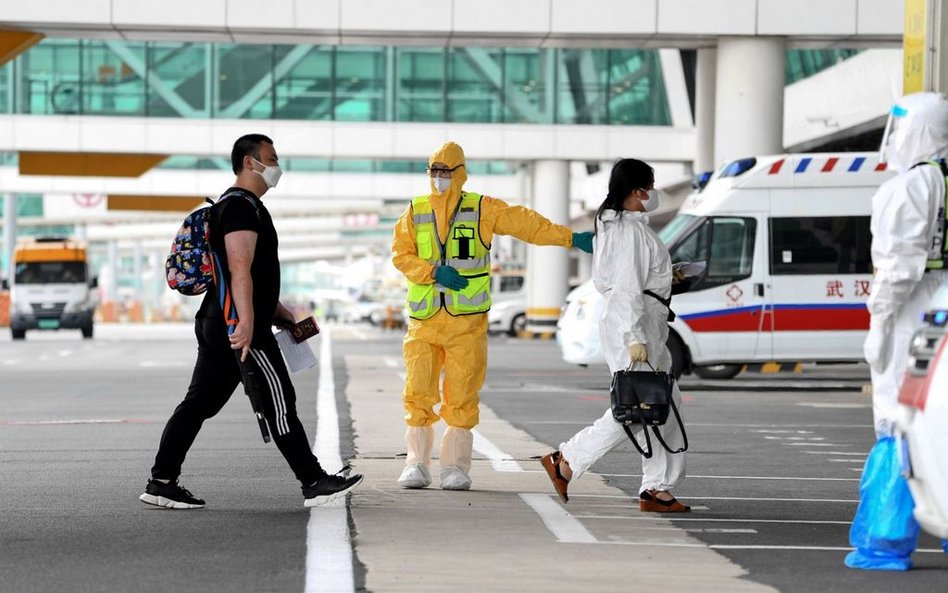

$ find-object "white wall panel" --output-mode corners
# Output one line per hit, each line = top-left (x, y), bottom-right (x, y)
(453, 0), (550, 35)
(658, 0), (756, 35)
(551, 0), (656, 35)
(0, 115), (695, 161)
(112, 0), (227, 30)
(0, 0), (110, 25)
(758, 0), (856, 35)
(332, 124), (396, 158)
(13, 118), (81, 151)
(499, 126), (556, 159)
(857, 0), (905, 35)
(226, 0), (297, 30)
(340, 0), (450, 33)
(392, 125), (451, 159)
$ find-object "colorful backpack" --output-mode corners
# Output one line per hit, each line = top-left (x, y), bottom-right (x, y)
(165, 191), (254, 296)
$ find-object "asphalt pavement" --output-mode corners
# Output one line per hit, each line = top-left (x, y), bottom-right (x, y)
(0, 323), (945, 593)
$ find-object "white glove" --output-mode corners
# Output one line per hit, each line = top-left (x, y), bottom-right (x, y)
(628, 343), (648, 363)
(864, 316), (893, 374)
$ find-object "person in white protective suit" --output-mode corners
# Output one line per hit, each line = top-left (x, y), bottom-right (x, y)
(539, 158), (690, 512)
(846, 91), (948, 570)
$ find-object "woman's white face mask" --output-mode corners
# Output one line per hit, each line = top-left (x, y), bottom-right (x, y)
(641, 188), (661, 212)
(252, 157), (283, 188)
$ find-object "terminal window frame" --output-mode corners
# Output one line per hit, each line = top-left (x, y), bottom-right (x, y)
(768, 216), (871, 275)
(664, 215), (757, 291)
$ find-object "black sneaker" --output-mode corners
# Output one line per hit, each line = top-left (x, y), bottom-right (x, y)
(302, 473), (364, 508)
(139, 479), (206, 509)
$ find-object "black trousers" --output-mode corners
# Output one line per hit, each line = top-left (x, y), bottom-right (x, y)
(150, 318), (327, 486)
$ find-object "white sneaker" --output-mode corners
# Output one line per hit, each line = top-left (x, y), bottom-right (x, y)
(440, 466), (472, 491)
(397, 463), (431, 489)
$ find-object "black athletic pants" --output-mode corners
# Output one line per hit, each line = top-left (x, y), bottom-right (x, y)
(150, 317), (327, 486)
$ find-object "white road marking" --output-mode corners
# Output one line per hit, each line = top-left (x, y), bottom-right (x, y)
(383, 357), (400, 368)
(139, 361), (190, 368)
(829, 458), (866, 463)
(786, 443), (847, 447)
(472, 430), (524, 472)
(305, 327), (355, 593)
(573, 515), (853, 525)
(797, 403), (869, 409)
(3, 359), (20, 365)
(801, 451), (865, 456)
(397, 372), (406, 382)
(58, 349), (72, 357)
(751, 430), (813, 434)
(519, 493), (598, 543)
(585, 472), (860, 482)
(568, 494), (859, 503)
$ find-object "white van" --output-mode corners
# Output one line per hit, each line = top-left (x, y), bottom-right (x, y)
(4, 237), (98, 340)
(558, 152), (894, 379)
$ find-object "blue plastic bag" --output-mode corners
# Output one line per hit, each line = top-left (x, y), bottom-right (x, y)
(845, 436), (920, 571)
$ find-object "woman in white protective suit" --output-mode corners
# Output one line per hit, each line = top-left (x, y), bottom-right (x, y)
(539, 158), (689, 512)
(846, 91), (948, 571)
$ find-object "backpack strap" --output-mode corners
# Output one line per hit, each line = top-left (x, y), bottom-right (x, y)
(209, 189), (260, 336)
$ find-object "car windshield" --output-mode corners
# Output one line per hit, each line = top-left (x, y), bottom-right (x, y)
(14, 261), (87, 284)
(658, 214), (703, 248)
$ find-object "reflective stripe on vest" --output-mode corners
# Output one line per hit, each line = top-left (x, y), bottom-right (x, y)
(924, 160), (948, 270)
(406, 192), (492, 319)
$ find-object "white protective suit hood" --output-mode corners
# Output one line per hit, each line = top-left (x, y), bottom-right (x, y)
(880, 92), (948, 173)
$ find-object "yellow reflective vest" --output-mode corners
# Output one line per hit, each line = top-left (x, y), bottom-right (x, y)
(407, 192), (491, 319)
(925, 160), (948, 270)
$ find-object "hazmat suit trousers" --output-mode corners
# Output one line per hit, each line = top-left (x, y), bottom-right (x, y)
(560, 383), (686, 494)
(402, 310), (487, 429)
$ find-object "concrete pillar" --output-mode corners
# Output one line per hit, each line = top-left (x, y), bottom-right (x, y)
(714, 37), (785, 168)
(694, 48), (717, 175)
(525, 160), (569, 337)
(2, 194), (15, 282)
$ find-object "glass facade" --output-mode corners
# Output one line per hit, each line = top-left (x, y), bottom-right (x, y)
(2, 39), (672, 126)
(786, 49), (860, 85)
(0, 39), (861, 125)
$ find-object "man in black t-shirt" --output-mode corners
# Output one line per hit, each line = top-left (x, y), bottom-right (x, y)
(140, 134), (363, 509)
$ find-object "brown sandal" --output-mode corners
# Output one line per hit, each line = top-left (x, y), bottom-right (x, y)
(639, 489), (690, 513)
(540, 451), (570, 503)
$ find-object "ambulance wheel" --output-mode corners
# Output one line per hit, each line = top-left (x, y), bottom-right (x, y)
(666, 331), (687, 379)
(694, 364), (742, 380)
(11, 328), (25, 340)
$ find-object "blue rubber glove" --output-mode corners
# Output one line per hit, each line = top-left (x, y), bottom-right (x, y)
(434, 266), (469, 291)
(572, 231), (594, 254)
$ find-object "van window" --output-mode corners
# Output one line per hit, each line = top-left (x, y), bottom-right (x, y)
(15, 261), (87, 284)
(670, 217), (756, 289)
(769, 217), (871, 275)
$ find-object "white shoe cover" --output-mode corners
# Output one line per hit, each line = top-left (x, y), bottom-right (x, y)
(398, 463), (432, 489)
(440, 465), (472, 491)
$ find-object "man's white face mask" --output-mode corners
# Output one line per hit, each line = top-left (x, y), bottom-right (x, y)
(252, 157), (283, 188)
(432, 177), (452, 194)
(642, 188), (662, 212)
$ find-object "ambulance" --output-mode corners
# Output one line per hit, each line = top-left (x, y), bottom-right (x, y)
(558, 152), (895, 379)
(4, 237), (97, 340)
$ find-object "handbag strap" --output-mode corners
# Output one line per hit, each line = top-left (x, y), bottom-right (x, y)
(650, 393), (689, 454)
(622, 423), (654, 459)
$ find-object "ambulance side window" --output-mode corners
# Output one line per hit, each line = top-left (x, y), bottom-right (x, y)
(769, 216), (871, 275)
(670, 217), (756, 290)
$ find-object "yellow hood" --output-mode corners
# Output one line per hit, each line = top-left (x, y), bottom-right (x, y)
(428, 141), (469, 243)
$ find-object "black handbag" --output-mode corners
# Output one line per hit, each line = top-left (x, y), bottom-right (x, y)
(610, 362), (688, 459)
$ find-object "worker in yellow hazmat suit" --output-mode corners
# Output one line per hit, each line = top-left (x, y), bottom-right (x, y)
(391, 141), (594, 490)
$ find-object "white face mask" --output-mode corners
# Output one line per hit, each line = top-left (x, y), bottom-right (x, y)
(432, 177), (452, 194)
(252, 157), (283, 188)
(642, 188), (661, 212)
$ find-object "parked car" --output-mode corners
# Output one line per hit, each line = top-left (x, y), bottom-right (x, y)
(487, 270), (526, 336)
(896, 283), (948, 539)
